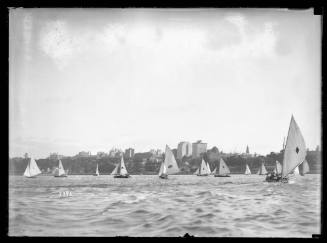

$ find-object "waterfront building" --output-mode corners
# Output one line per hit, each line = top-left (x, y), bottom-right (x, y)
(177, 141), (192, 160)
(192, 140), (207, 159)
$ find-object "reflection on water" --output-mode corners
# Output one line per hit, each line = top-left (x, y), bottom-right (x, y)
(9, 174), (320, 237)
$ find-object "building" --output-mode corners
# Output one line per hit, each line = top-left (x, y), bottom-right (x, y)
(49, 153), (64, 160)
(192, 140), (207, 159)
(177, 141), (192, 160)
(96, 152), (107, 158)
(76, 151), (91, 158)
(109, 148), (123, 158)
(125, 148), (135, 158)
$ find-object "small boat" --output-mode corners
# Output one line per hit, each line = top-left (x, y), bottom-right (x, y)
(244, 163), (251, 175)
(265, 115), (307, 183)
(197, 159), (210, 176)
(23, 157), (42, 178)
(54, 159), (67, 177)
(257, 162), (268, 175)
(93, 163), (99, 176)
(214, 158), (231, 177)
(158, 145), (180, 179)
(113, 156), (130, 178)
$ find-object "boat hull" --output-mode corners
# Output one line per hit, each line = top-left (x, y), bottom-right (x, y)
(197, 174), (209, 176)
(214, 174), (230, 177)
(159, 174), (168, 179)
(114, 174), (130, 178)
(25, 176), (37, 178)
(54, 174), (67, 177)
(93, 174), (99, 176)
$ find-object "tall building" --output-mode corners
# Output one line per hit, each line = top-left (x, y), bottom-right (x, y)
(177, 141), (192, 160)
(192, 140), (207, 159)
(125, 148), (135, 158)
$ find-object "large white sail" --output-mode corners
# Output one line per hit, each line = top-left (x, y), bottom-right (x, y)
(245, 164), (251, 175)
(282, 116), (306, 178)
(217, 158), (230, 175)
(111, 164), (119, 175)
(58, 160), (66, 176)
(164, 145), (180, 174)
(199, 159), (209, 175)
(24, 158), (42, 177)
(301, 159), (310, 175)
(119, 157), (128, 175)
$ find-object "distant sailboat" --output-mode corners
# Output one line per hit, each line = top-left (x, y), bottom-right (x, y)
(300, 159), (310, 176)
(214, 158), (231, 177)
(54, 160), (67, 177)
(257, 162), (268, 175)
(23, 158), (42, 178)
(197, 159), (210, 176)
(266, 115), (307, 183)
(244, 164), (251, 175)
(193, 168), (199, 175)
(159, 145), (180, 179)
(114, 156), (130, 178)
(93, 163), (99, 176)
(273, 161), (282, 175)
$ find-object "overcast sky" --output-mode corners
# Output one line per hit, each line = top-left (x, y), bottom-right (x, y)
(9, 8), (321, 159)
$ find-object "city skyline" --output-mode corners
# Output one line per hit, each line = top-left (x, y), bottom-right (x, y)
(9, 9), (321, 159)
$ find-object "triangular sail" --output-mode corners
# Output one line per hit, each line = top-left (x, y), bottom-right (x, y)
(58, 160), (66, 176)
(275, 161), (282, 175)
(206, 162), (211, 174)
(293, 166), (300, 175)
(217, 158), (230, 175)
(119, 157), (128, 175)
(193, 168), (199, 175)
(158, 162), (164, 176)
(300, 159), (310, 175)
(260, 162), (267, 175)
(29, 158), (42, 176)
(282, 116), (306, 178)
(199, 159), (209, 175)
(95, 163), (99, 175)
(23, 161), (31, 177)
(111, 164), (119, 175)
(245, 164), (251, 175)
(164, 145), (180, 174)
(212, 167), (217, 174)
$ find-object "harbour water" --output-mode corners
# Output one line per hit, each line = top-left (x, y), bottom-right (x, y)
(9, 174), (320, 237)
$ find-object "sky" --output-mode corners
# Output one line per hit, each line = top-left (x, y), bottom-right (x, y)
(9, 8), (321, 159)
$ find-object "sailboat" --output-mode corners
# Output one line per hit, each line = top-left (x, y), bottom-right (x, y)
(214, 158), (231, 177)
(300, 159), (310, 176)
(93, 163), (99, 176)
(257, 162), (268, 175)
(54, 159), (67, 177)
(266, 115), (307, 183)
(158, 162), (168, 179)
(113, 156), (130, 178)
(23, 157), (42, 178)
(244, 164), (251, 175)
(193, 168), (199, 175)
(158, 145), (180, 179)
(272, 160), (282, 175)
(197, 159), (210, 176)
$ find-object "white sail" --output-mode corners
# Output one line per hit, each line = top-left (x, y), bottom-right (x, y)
(24, 158), (42, 177)
(293, 166), (300, 175)
(95, 163), (99, 175)
(111, 163), (119, 175)
(162, 164), (167, 175)
(217, 158), (230, 175)
(193, 168), (199, 175)
(164, 145), (180, 174)
(158, 162), (164, 176)
(58, 160), (66, 176)
(301, 159), (310, 175)
(212, 167), (217, 174)
(199, 159), (209, 175)
(245, 164), (251, 175)
(119, 157), (128, 175)
(282, 116), (306, 178)
(259, 162), (268, 175)
(206, 162), (211, 174)
(275, 161), (282, 175)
